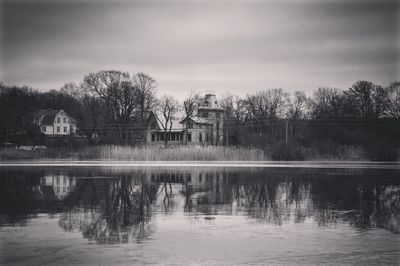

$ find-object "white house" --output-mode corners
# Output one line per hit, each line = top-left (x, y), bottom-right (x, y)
(41, 175), (76, 200)
(34, 109), (77, 135)
(145, 94), (225, 145)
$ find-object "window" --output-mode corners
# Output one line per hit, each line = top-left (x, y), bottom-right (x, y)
(199, 132), (203, 142)
(63, 177), (67, 184)
(156, 134), (160, 141)
(188, 122), (193, 129)
(215, 101), (217, 104)
(64, 127), (67, 133)
(187, 133), (192, 142)
(203, 112), (208, 118)
(57, 117), (60, 123)
(206, 133), (209, 142)
(63, 117), (66, 123)
(57, 126), (60, 132)
(41, 126), (46, 132)
(151, 133), (155, 142)
(216, 112), (220, 118)
(171, 133), (176, 141)
(63, 187), (66, 192)
(151, 122), (156, 129)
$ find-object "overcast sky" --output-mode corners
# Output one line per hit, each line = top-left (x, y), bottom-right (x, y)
(1, 0), (398, 99)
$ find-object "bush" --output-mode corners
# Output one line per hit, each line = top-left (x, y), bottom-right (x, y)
(271, 141), (306, 161)
(365, 144), (399, 161)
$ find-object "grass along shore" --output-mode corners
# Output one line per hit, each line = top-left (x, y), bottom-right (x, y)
(0, 144), (397, 161)
(0, 145), (265, 161)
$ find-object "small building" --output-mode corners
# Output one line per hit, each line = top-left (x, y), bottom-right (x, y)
(41, 175), (76, 200)
(146, 94), (225, 145)
(145, 113), (185, 144)
(34, 109), (77, 136)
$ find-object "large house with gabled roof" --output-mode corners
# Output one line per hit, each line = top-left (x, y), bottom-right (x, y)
(34, 109), (77, 136)
(146, 94), (225, 145)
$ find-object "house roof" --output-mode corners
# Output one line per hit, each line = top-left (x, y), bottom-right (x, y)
(179, 116), (213, 125)
(148, 111), (184, 131)
(34, 109), (76, 126)
(197, 106), (225, 111)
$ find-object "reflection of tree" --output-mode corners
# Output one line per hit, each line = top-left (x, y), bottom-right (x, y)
(1, 167), (399, 238)
(311, 175), (400, 233)
(235, 174), (311, 225)
(158, 181), (174, 212)
(0, 168), (60, 226)
(59, 173), (159, 244)
(227, 169), (400, 232)
(182, 182), (194, 212)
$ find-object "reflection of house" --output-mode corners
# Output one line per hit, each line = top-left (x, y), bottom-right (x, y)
(145, 169), (229, 205)
(41, 175), (76, 200)
(34, 109), (77, 135)
(146, 94), (225, 145)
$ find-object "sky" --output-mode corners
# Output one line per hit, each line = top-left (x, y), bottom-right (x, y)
(1, 0), (399, 100)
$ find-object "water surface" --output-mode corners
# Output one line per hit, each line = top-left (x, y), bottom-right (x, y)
(0, 166), (399, 265)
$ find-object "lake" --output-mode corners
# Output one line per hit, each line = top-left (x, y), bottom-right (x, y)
(0, 164), (399, 265)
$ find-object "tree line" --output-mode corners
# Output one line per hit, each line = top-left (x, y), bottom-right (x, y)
(0, 70), (399, 158)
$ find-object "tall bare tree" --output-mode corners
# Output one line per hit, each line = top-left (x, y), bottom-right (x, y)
(183, 92), (201, 144)
(287, 91), (308, 120)
(246, 88), (289, 120)
(155, 95), (180, 146)
(61, 82), (106, 144)
(132, 72), (158, 123)
(82, 70), (138, 143)
(385, 82), (400, 119)
(311, 87), (345, 119)
(345, 80), (387, 119)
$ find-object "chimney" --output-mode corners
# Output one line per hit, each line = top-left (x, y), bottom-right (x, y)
(204, 94), (218, 108)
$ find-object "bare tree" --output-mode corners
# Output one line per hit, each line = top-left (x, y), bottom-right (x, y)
(385, 82), (400, 119)
(287, 91), (308, 138)
(220, 93), (247, 124)
(183, 92), (201, 144)
(61, 82), (106, 144)
(246, 88), (289, 139)
(345, 80), (387, 119)
(132, 72), (158, 123)
(82, 70), (138, 143)
(155, 95), (180, 146)
(246, 88), (289, 120)
(287, 91), (308, 120)
(311, 87), (345, 119)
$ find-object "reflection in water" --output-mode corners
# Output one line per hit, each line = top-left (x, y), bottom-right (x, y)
(0, 167), (399, 244)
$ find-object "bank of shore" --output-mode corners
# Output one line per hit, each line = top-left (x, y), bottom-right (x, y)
(0, 144), (398, 162)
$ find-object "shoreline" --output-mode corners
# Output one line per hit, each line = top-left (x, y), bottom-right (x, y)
(1, 160), (399, 169)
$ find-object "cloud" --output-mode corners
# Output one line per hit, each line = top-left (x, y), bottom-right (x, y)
(2, 0), (398, 97)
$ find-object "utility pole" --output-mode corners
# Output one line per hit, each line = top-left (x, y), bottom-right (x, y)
(285, 119), (288, 144)
(226, 128), (229, 147)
